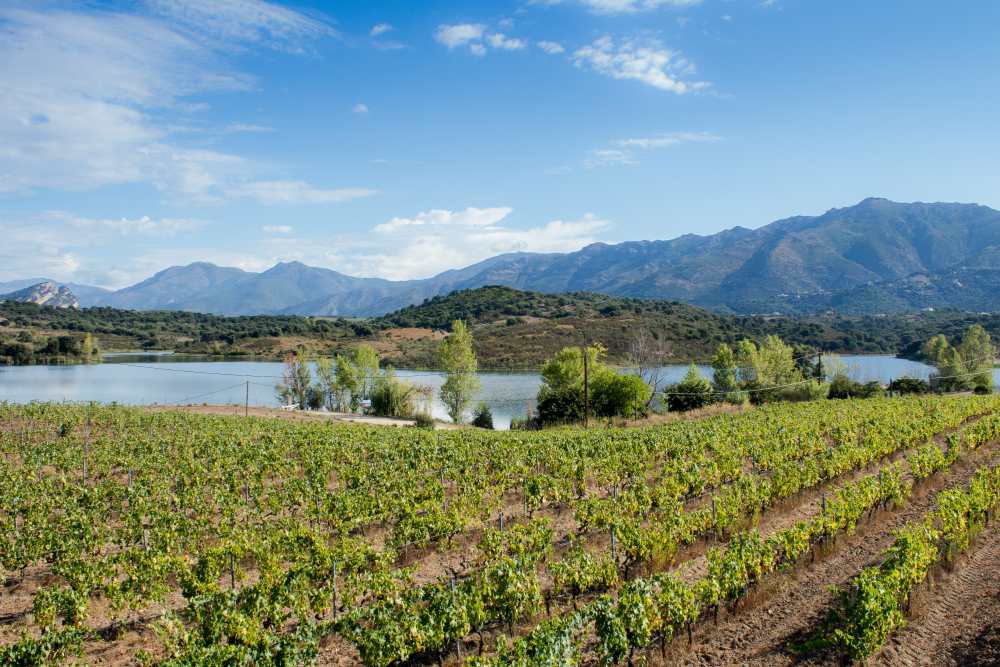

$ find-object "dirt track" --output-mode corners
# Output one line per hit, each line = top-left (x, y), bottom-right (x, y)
(655, 441), (1000, 667)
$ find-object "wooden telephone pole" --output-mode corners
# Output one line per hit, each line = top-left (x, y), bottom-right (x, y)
(583, 347), (590, 429)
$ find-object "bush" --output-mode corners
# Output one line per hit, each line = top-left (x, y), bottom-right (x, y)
(889, 376), (929, 395)
(371, 380), (417, 418)
(471, 401), (494, 429)
(505, 317), (526, 326)
(590, 372), (651, 419)
(537, 386), (585, 425)
(664, 364), (713, 412)
(412, 412), (435, 429)
(974, 385), (993, 395)
(779, 379), (830, 402)
(828, 376), (884, 400)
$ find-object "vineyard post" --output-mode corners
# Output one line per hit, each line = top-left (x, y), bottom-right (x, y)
(634, 389), (638, 422)
(583, 349), (589, 429)
(450, 578), (461, 660)
(230, 553), (236, 589)
(878, 470), (883, 509)
(712, 496), (717, 543)
(330, 561), (337, 617)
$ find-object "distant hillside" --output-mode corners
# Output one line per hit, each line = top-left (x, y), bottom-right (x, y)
(10, 198), (1000, 317)
(1, 282), (78, 308)
(726, 267), (1000, 316)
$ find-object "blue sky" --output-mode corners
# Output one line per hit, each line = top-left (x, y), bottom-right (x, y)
(2, 0), (999, 289)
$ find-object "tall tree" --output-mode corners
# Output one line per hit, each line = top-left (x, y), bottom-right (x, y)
(275, 346), (311, 409)
(628, 324), (670, 406)
(437, 320), (482, 423)
(710, 343), (737, 395)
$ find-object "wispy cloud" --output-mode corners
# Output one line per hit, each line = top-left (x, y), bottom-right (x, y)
(227, 122), (274, 132)
(615, 132), (722, 148)
(370, 23), (393, 37)
(261, 225), (293, 234)
(535, 0), (703, 14)
(537, 41), (565, 54)
(0, 2), (337, 197)
(226, 181), (377, 205)
(353, 103), (369, 114)
(584, 149), (638, 167)
(573, 36), (709, 93)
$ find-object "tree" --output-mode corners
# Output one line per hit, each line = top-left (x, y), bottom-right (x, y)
(628, 324), (669, 406)
(710, 344), (737, 395)
(471, 401), (494, 429)
(275, 347), (311, 409)
(590, 371), (652, 419)
(437, 320), (482, 423)
(315, 357), (341, 412)
(956, 325), (996, 390)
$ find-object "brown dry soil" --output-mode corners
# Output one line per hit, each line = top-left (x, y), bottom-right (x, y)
(4, 412), (1000, 666)
(647, 443), (1000, 667)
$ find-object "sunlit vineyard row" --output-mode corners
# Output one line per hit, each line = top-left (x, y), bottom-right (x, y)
(2, 395), (999, 665)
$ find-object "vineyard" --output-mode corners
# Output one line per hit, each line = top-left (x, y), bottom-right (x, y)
(3, 396), (1000, 666)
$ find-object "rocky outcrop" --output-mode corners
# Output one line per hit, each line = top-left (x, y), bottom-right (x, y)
(0, 282), (78, 308)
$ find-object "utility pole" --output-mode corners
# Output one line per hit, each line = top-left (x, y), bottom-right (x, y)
(246, 381), (249, 418)
(583, 347), (590, 429)
(816, 350), (822, 381)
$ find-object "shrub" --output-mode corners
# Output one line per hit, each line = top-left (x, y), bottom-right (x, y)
(889, 376), (929, 395)
(974, 385), (993, 395)
(537, 386), (585, 425)
(664, 364), (713, 412)
(471, 401), (494, 429)
(412, 412), (435, 429)
(590, 372), (651, 419)
(371, 380), (417, 418)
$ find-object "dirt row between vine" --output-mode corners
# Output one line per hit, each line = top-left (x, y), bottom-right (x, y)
(640, 437), (1000, 667)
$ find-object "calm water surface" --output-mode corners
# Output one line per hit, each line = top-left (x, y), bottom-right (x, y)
(0, 354), (966, 430)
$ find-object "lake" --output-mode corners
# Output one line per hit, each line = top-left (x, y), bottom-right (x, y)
(0, 353), (971, 429)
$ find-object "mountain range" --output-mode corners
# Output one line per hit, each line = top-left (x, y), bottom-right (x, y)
(8, 198), (1000, 317)
(0, 282), (79, 309)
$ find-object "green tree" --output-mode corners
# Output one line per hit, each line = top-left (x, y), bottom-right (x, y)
(956, 324), (996, 390)
(710, 344), (737, 395)
(275, 346), (311, 409)
(437, 320), (482, 423)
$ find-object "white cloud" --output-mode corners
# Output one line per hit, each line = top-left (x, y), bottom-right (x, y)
(488, 33), (528, 50)
(615, 132), (722, 148)
(721, 14), (733, 22)
(573, 36), (709, 93)
(434, 24), (487, 49)
(0, 3), (336, 196)
(261, 225), (293, 234)
(470, 44), (487, 56)
(370, 23), (393, 36)
(584, 149), (638, 167)
(228, 122), (273, 132)
(544, 166), (573, 174)
(374, 207), (513, 233)
(354, 103), (369, 114)
(226, 181), (377, 205)
(265, 209), (612, 281)
(0, 210), (212, 288)
(499, 18), (515, 28)
(537, 41), (565, 54)
(373, 40), (405, 51)
(537, 0), (703, 14)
